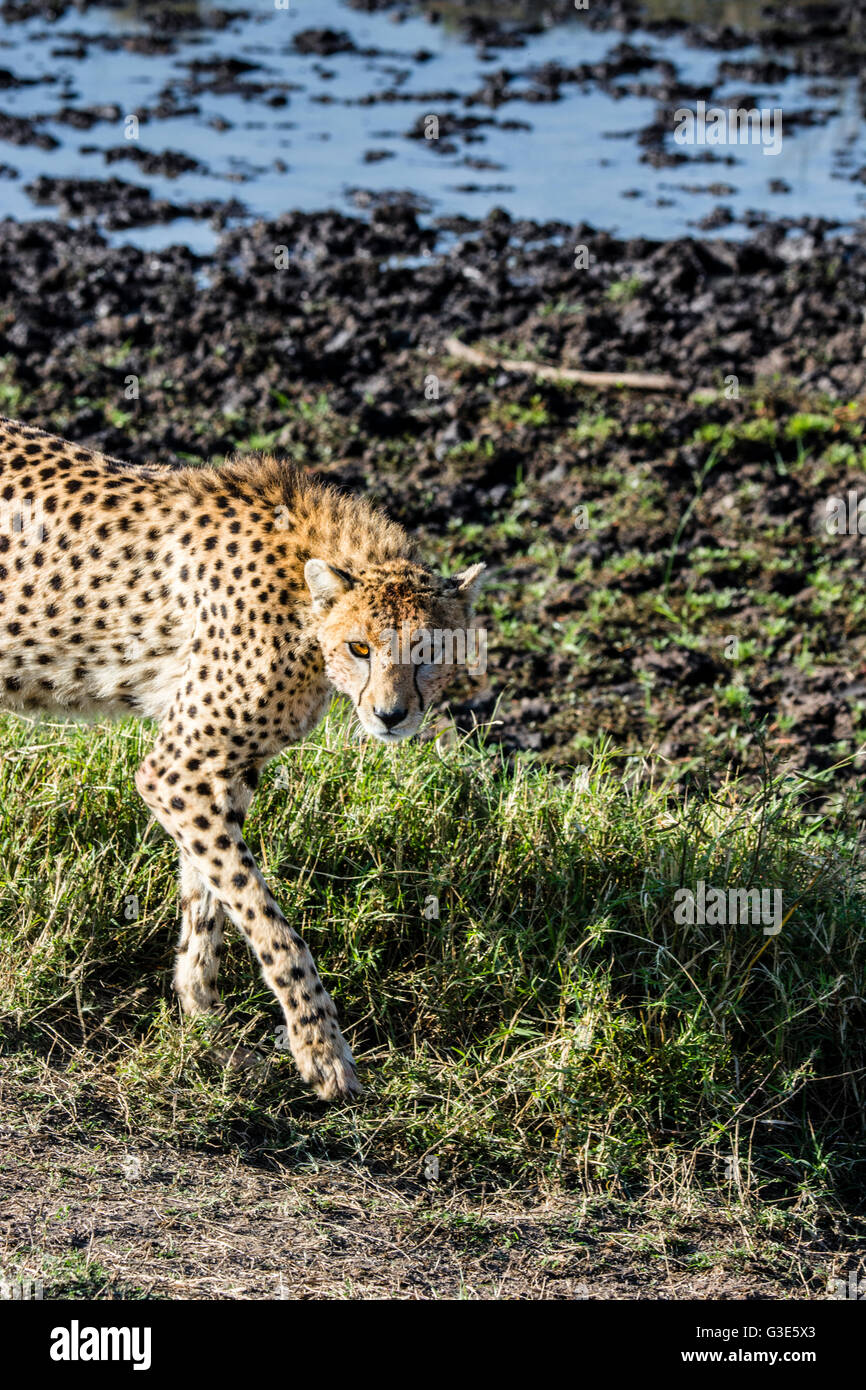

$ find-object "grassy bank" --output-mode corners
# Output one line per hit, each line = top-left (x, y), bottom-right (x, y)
(1, 707), (864, 1215)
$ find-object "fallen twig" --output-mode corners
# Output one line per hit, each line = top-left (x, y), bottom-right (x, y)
(442, 336), (684, 393)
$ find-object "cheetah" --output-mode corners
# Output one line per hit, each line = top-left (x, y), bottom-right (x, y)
(0, 414), (485, 1100)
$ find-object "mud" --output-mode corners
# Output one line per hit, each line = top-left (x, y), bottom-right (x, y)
(21, 174), (244, 227)
(1, 193), (865, 776)
(356, 1), (866, 79)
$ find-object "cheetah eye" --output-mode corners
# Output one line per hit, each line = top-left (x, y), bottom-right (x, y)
(348, 641), (370, 659)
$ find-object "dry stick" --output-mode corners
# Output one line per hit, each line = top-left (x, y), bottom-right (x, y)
(442, 336), (684, 394)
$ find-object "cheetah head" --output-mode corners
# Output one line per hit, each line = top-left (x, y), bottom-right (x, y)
(305, 557), (486, 742)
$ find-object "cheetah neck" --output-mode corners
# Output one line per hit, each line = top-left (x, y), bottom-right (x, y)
(184, 453), (420, 587)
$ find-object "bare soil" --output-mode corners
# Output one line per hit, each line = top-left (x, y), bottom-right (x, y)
(2, 1129), (859, 1300)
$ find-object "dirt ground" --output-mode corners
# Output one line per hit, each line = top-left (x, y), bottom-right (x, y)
(2, 1128), (861, 1300)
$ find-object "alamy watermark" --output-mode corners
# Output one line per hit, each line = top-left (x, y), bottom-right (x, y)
(825, 492), (866, 534)
(674, 100), (783, 157)
(50, 1322), (151, 1370)
(674, 881), (782, 935)
(0, 495), (46, 541)
(384, 624), (487, 676)
(826, 1271), (865, 1300)
(0, 1273), (43, 1300)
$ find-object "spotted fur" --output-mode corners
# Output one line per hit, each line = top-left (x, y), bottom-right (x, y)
(0, 415), (484, 1100)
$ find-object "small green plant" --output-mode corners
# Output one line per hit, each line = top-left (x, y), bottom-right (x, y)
(605, 276), (643, 304)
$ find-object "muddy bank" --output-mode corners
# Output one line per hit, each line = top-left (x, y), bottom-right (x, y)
(3, 194), (862, 400)
(1, 197), (865, 778)
(23, 174), (243, 227)
(363, 1), (866, 78)
(6, 0), (849, 75)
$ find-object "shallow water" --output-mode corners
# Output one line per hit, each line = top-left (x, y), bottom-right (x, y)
(0, 0), (863, 250)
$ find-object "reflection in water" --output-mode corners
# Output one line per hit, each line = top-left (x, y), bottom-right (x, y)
(115, 0), (203, 20)
(642, 0), (838, 25)
(1, 0), (864, 254)
(102, 0), (860, 34)
(427, 0), (560, 20)
(428, 0), (838, 29)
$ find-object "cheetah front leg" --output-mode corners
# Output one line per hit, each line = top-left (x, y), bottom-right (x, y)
(172, 783), (254, 1015)
(135, 745), (360, 1102)
(174, 855), (227, 1014)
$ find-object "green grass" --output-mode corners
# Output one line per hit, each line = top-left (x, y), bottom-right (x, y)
(1, 707), (864, 1209)
(605, 276), (644, 304)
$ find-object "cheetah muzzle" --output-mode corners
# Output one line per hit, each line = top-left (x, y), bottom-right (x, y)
(0, 416), (485, 1102)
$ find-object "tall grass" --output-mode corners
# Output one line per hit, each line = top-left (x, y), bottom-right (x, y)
(0, 708), (864, 1206)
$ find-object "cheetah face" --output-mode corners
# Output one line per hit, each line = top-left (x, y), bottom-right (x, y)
(305, 558), (486, 743)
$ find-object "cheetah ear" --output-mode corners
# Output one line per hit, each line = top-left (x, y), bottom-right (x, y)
(446, 562), (486, 608)
(304, 558), (356, 610)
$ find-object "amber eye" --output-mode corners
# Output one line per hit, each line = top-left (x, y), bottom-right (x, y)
(348, 641), (370, 659)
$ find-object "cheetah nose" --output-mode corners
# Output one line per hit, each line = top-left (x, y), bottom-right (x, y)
(375, 707), (408, 730)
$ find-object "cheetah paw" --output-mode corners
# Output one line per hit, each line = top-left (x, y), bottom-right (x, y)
(299, 1034), (363, 1102)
